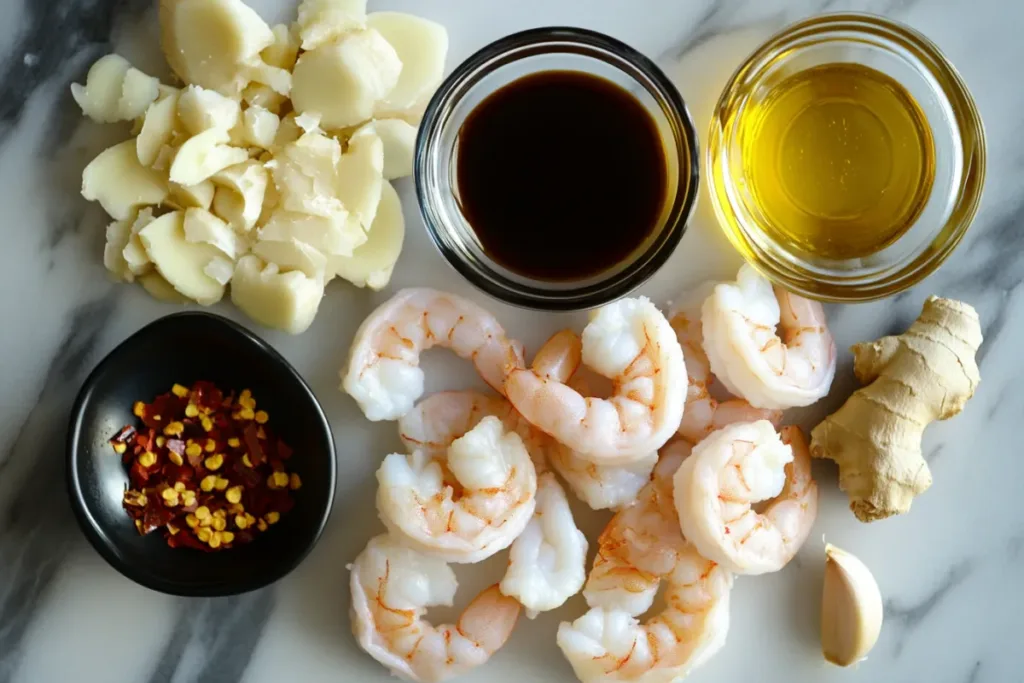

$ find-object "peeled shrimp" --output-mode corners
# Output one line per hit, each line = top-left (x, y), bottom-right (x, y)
(377, 416), (537, 563)
(500, 471), (588, 617)
(342, 288), (525, 421)
(398, 391), (587, 614)
(582, 441), (692, 615)
(673, 421), (818, 575)
(701, 265), (836, 409)
(557, 541), (732, 683)
(350, 535), (521, 683)
(530, 329), (659, 509)
(669, 287), (782, 442)
(505, 298), (686, 463)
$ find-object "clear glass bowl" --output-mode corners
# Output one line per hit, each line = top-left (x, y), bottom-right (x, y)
(708, 13), (985, 302)
(415, 27), (699, 311)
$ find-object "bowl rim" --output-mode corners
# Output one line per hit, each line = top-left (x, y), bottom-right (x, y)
(706, 11), (986, 302)
(65, 311), (337, 597)
(415, 25), (700, 311)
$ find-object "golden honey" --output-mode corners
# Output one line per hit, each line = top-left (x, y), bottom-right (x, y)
(738, 62), (935, 259)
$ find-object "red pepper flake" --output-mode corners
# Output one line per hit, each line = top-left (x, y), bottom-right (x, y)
(111, 381), (300, 552)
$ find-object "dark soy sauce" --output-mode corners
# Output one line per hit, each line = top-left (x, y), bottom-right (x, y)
(456, 71), (667, 281)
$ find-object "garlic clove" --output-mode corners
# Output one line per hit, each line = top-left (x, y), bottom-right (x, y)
(367, 12), (448, 115)
(252, 237), (328, 279)
(138, 211), (226, 305)
(295, 0), (367, 51)
(159, 0), (275, 97)
(231, 254), (324, 334)
(330, 180), (404, 289)
(177, 85), (241, 135)
(82, 140), (168, 221)
(352, 118), (416, 180)
(822, 543), (883, 667)
(169, 128), (249, 186)
(137, 93), (180, 167)
(335, 130), (383, 230)
(71, 54), (131, 123)
(290, 28), (401, 130)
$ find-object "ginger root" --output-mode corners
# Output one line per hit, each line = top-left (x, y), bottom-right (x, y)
(810, 296), (982, 522)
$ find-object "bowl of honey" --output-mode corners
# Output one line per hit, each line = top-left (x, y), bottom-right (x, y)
(416, 27), (699, 310)
(708, 13), (985, 302)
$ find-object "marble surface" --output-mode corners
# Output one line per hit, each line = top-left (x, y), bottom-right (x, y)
(0, 0), (1021, 682)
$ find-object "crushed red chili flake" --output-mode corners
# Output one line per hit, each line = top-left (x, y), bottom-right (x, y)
(111, 380), (301, 551)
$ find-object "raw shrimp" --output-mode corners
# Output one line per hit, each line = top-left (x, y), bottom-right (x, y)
(532, 329), (659, 509)
(701, 264), (836, 409)
(500, 471), (588, 617)
(669, 287), (782, 442)
(398, 390), (551, 473)
(398, 391), (588, 615)
(557, 542), (732, 683)
(350, 534), (521, 683)
(673, 420), (818, 575)
(505, 297), (686, 463)
(377, 416), (537, 563)
(342, 288), (525, 421)
(583, 440), (691, 613)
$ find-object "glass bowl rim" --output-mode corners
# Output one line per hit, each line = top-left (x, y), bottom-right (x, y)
(414, 25), (701, 311)
(706, 11), (986, 303)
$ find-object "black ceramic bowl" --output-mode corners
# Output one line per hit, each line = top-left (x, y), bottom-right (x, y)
(67, 312), (336, 596)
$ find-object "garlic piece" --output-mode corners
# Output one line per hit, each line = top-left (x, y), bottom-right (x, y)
(168, 180), (216, 211)
(177, 85), (241, 134)
(204, 256), (236, 285)
(82, 140), (168, 220)
(330, 180), (404, 289)
(243, 83), (287, 115)
(212, 187), (248, 233)
(290, 29), (401, 130)
(335, 131), (383, 230)
(241, 106), (280, 149)
(262, 24), (300, 71)
(231, 254), (324, 334)
(137, 93), (179, 166)
(252, 238), (327, 278)
(117, 67), (161, 121)
(138, 271), (190, 304)
(169, 128), (249, 186)
(212, 161), (268, 231)
(352, 118), (415, 179)
(367, 12), (448, 115)
(183, 207), (248, 259)
(270, 133), (346, 218)
(122, 208), (156, 276)
(295, 0), (367, 50)
(822, 543), (883, 667)
(138, 211), (226, 305)
(159, 0), (276, 97)
(272, 113), (303, 149)
(103, 218), (134, 281)
(71, 54), (131, 123)
(259, 210), (363, 257)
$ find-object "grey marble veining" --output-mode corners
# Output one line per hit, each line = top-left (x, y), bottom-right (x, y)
(1, 0), (1022, 682)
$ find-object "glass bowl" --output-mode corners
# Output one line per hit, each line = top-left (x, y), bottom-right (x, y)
(707, 13), (985, 302)
(415, 27), (699, 311)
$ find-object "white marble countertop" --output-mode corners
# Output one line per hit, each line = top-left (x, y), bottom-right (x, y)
(1, 0), (1021, 682)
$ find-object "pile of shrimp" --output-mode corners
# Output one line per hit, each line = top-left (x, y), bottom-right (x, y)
(341, 264), (837, 683)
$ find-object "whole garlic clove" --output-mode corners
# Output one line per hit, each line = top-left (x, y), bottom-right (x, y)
(822, 543), (883, 667)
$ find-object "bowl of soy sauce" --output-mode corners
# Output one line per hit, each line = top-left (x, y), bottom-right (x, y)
(415, 27), (699, 311)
